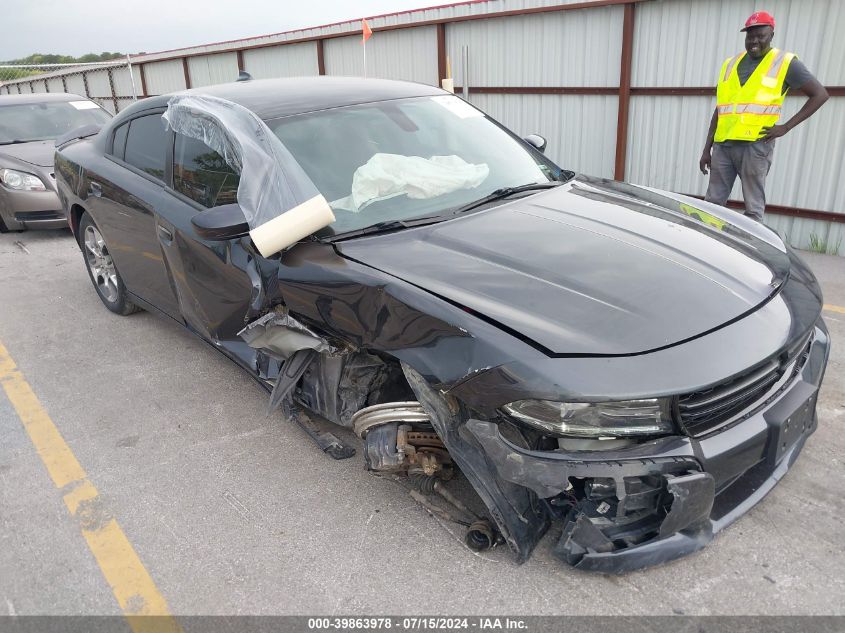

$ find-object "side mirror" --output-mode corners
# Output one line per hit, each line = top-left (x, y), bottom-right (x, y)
(191, 203), (250, 241)
(523, 134), (547, 154)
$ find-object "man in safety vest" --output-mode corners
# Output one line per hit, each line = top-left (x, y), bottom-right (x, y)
(699, 11), (828, 221)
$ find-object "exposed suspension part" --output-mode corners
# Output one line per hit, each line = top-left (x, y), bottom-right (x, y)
(352, 402), (452, 477)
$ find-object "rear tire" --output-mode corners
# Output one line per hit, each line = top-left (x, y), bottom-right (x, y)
(79, 212), (141, 316)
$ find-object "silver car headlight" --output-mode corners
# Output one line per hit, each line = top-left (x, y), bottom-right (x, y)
(501, 398), (674, 437)
(0, 168), (47, 191)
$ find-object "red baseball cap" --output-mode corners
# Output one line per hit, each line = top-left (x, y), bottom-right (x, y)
(741, 11), (775, 31)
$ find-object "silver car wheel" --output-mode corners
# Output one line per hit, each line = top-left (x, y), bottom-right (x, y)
(83, 224), (119, 303)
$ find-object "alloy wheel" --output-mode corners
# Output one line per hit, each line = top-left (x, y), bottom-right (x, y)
(83, 224), (119, 303)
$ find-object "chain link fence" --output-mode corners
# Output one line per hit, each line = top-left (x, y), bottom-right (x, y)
(0, 58), (140, 114)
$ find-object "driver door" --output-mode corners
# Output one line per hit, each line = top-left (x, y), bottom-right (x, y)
(156, 131), (256, 345)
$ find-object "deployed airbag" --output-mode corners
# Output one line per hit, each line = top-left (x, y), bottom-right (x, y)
(332, 153), (489, 213)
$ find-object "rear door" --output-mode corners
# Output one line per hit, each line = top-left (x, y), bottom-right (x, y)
(155, 131), (255, 343)
(87, 110), (181, 318)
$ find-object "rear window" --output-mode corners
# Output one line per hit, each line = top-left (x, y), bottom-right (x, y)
(123, 114), (167, 180)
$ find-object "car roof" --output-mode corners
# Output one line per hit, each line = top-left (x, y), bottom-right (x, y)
(128, 76), (447, 121)
(0, 93), (90, 106)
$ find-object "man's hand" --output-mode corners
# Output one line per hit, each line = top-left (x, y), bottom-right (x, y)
(699, 149), (712, 175)
(758, 124), (789, 142)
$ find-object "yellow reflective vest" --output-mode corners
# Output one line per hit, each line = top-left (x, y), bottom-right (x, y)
(714, 48), (795, 142)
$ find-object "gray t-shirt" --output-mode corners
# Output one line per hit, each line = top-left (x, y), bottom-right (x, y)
(736, 53), (814, 92)
(717, 53), (817, 145)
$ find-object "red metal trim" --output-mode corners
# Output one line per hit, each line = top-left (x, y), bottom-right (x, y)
(452, 86), (618, 95)
(631, 86), (845, 97)
(134, 0), (649, 63)
(448, 85), (845, 97)
(437, 23), (447, 84)
(683, 194), (845, 224)
(139, 64), (148, 97)
(182, 57), (191, 89)
(614, 2), (635, 181)
(316, 40), (326, 75)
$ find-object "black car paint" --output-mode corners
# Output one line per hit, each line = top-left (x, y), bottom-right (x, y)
(54, 77), (829, 572)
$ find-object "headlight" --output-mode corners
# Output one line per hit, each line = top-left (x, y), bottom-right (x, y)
(501, 398), (674, 437)
(0, 168), (47, 191)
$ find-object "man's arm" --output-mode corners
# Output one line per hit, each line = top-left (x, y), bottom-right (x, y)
(759, 78), (830, 141)
(699, 107), (718, 175)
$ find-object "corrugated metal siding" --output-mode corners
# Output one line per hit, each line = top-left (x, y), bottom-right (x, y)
(64, 74), (87, 98)
(130, 0), (616, 63)
(625, 95), (713, 194)
(110, 66), (136, 97)
(188, 53), (239, 87)
(469, 93), (618, 177)
(766, 97), (845, 212)
(633, 0), (845, 87)
(765, 214), (845, 255)
(85, 69), (113, 100)
(324, 27), (438, 84)
(144, 60), (187, 95)
(46, 77), (65, 93)
(626, 95), (844, 215)
(242, 43), (319, 78)
(447, 6), (623, 86)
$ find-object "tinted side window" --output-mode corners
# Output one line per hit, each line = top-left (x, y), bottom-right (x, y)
(173, 133), (239, 208)
(124, 114), (167, 180)
(111, 122), (128, 159)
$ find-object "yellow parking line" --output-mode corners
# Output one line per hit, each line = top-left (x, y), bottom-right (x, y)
(0, 339), (182, 633)
(824, 304), (845, 315)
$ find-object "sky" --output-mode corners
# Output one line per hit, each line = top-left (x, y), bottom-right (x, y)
(1, 0), (453, 59)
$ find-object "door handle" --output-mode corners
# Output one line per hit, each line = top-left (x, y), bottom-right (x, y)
(157, 225), (173, 242)
(88, 181), (102, 197)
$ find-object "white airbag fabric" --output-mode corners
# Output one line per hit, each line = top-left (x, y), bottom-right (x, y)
(333, 153), (489, 213)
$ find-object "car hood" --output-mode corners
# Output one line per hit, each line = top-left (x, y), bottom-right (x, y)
(0, 140), (55, 167)
(336, 177), (793, 356)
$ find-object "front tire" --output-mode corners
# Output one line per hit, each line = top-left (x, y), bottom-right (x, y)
(79, 212), (140, 316)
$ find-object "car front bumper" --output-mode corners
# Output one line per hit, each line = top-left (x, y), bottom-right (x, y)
(0, 188), (67, 231)
(463, 322), (830, 573)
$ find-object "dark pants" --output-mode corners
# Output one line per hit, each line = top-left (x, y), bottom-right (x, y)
(704, 141), (774, 221)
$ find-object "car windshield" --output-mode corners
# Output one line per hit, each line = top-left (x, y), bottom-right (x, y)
(268, 96), (564, 236)
(0, 100), (111, 144)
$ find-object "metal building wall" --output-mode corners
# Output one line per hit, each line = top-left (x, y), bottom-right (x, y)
(143, 59), (187, 95)
(242, 43), (318, 78)
(324, 27), (438, 84)
(188, 52), (239, 87)
(46, 78), (65, 93)
(446, 7), (624, 178)
(446, 6), (623, 87)
(469, 93), (618, 177)
(64, 73), (87, 98)
(628, 0), (845, 254)
(129, 0), (612, 63)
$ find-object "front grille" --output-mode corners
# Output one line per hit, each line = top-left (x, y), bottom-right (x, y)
(677, 332), (813, 437)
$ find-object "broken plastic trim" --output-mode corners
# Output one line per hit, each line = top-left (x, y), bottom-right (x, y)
(162, 94), (335, 256)
(238, 308), (336, 361)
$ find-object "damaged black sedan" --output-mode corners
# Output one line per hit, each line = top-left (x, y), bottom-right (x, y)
(54, 77), (829, 573)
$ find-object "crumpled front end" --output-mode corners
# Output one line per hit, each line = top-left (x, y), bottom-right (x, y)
(451, 322), (829, 573)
